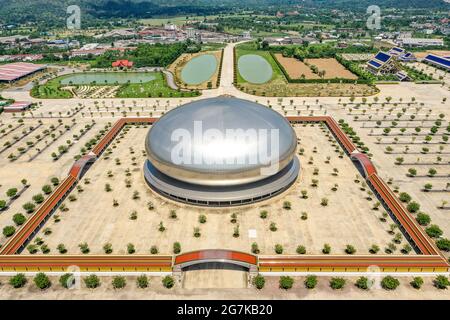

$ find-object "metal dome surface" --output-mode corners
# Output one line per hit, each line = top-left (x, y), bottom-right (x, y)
(146, 97), (297, 186)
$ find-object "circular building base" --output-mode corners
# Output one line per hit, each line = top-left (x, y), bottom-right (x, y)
(144, 157), (300, 207)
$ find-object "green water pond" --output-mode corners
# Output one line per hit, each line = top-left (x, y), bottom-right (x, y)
(181, 54), (218, 85)
(238, 54), (273, 84)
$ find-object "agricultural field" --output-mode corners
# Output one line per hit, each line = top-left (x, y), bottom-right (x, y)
(274, 53), (320, 79)
(304, 58), (358, 80)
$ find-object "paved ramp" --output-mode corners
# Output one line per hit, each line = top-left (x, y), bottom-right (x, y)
(182, 262), (248, 289)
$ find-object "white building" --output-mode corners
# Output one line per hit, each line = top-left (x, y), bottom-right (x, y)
(397, 38), (444, 47)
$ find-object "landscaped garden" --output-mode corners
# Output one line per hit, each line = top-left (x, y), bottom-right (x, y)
(234, 41), (377, 97)
(31, 72), (199, 99)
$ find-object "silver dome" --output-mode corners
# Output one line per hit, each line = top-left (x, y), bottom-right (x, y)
(146, 97), (297, 186)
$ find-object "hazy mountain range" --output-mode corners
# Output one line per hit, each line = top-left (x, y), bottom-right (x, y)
(0, 0), (448, 25)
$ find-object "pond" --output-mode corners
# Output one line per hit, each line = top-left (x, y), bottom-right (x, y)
(181, 54), (218, 85)
(238, 54), (273, 84)
(59, 72), (157, 85)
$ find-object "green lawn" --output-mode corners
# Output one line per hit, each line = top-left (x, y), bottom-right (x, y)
(31, 77), (73, 99)
(116, 72), (199, 98)
(32, 72), (199, 99)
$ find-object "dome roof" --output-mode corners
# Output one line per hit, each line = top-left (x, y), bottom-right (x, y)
(146, 97), (297, 186)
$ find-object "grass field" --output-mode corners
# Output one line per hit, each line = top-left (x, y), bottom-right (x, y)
(117, 72), (199, 98)
(32, 72), (198, 99)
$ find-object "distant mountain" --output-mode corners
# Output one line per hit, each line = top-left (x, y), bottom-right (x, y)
(0, 0), (448, 25)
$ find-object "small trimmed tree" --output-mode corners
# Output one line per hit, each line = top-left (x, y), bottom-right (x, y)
(410, 277), (423, 289)
(3, 225), (15, 237)
(355, 277), (372, 290)
(59, 273), (75, 289)
(304, 275), (317, 289)
(330, 277), (346, 290)
(253, 275), (265, 289)
(9, 273), (27, 288)
(112, 276), (126, 289)
(12, 213), (26, 226)
(425, 224), (443, 238)
(433, 275), (450, 289)
(84, 274), (100, 289)
(137, 275), (149, 288)
(162, 275), (174, 289)
(279, 276), (294, 290)
(381, 276), (400, 290)
(34, 273), (51, 290)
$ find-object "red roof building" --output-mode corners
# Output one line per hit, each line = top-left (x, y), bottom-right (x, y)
(112, 60), (133, 68)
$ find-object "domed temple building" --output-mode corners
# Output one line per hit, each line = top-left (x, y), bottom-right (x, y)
(144, 97), (300, 206)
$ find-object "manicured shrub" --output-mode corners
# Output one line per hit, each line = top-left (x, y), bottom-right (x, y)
(304, 275), (317, 289)
(112, 276), (126, 289)
(296, 245), (306, 254)
(0, 199), (6, 209)
(259, 210), (268, 219)
(9, 273), (27, 288)
(251, 242), (260, 254)
(436, 238), (450, 251)
(103, 243), (113, 254)
(433, 275), (449, 289)
(137, 275), (148, 288)
(416, 212), (431, 226)
(59, 273), (75, 289)
(13, 213), (26, 225)
(51, 177), (60, 186)
(345, 245), (356, 254)
(322, 243), (331, 254)
(279, 276), (294, 290)
(84, 274), (100, 289)
(369, 244), (380, 254)
(162, 276), (174, 289)
(3, 225), (15, 237)
(355, 277), (372, 290)
(381, 276), (400, 290)
(282, 201), (291, 210)
(173, 242), (181, 254)
(406, 201), (420, 213)
(57, 243), (67, 254)
(330, 277), (346, 289)
(150, 245), (158, 254)
(274, 244), (283, 254)
(6, 188), (18, 198)
(425, 224), (443, 238)
(127, 243), (136, 254)
(22, 202), (36, 213)
(27, 244), (38, 254)
(410, 277), (423, 289)
(253, 275), (265, 289)
(34, 273), (51, 290)
(42, 184), (52, 194)
(79, 242), (90, 254)
(198, 214), (207, 224)
(399, 192), (411, 203)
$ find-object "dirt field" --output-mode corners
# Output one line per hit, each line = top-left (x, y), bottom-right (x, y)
(414, 50), (450, 59)
(20, 123), (407, 256)
(274, 54), (319, 79)
(304, 58), (358, 80)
